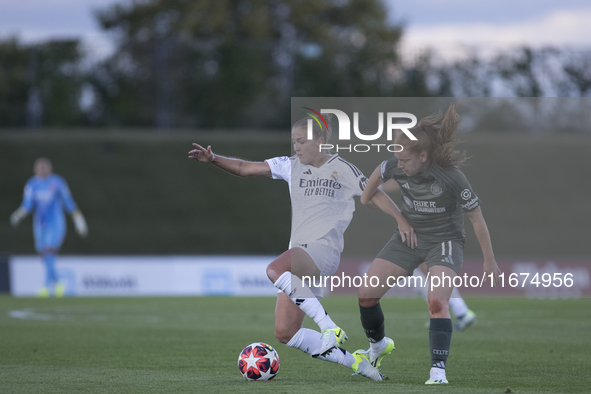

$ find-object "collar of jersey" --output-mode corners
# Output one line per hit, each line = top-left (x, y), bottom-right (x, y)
(409, 159), (434, 181)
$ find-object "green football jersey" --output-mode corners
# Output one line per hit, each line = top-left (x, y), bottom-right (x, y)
(381, 156), (480, 241)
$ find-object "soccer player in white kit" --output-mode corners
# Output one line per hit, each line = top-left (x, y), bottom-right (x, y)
(189, 117), (405, 380)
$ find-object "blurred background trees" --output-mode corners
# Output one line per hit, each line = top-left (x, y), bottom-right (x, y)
(0, 0), (590, 130)
(0, 39), (86, 127)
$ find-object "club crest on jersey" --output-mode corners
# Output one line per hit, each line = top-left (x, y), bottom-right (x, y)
(331, 171), (339, 181)
(430, 182), (443, 196)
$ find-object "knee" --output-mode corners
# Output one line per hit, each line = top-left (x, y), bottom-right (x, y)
(358, 285), (381, 307)
(358, 296), (380, 308)
(428, 298), (449, 318)
(266, 260), (291, 284)
(266, 263), (282, 283)
(266, 264), (276, 283)
(274, 326), (296, 345)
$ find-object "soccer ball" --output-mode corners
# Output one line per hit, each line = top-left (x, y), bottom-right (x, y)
(238, 342), (280, 381)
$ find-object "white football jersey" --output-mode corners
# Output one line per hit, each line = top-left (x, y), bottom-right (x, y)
(265, 155), (367, 253)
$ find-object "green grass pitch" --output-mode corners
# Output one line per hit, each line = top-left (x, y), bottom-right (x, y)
(0, 296), (589, 393)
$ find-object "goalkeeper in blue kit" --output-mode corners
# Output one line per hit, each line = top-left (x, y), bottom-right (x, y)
(10, 158), (88, 297)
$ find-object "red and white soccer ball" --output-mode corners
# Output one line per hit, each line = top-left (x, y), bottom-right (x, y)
(238, 342), (280, 381)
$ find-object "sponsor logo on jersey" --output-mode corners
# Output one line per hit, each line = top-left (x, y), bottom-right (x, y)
(461, 189), (472, 200)
(411, 200), (447, 213)
(430, 182), (442, 196)
(461, 196), (479, 210)
(299, 178), (342, 189)
(279, 157), (289, 161)
(35, 190), (54, 202)
(401, 182), (410, 190)
(299, 177), (341, 198)
(303, 169), (312, 175)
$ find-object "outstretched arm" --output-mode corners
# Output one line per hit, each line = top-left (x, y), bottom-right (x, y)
(10, 207), (28, 227)
(11, 183), (32, 227)
(188, 143), (271, 177)
(361, 165), (417, 248)
(466, 206), (501, 286)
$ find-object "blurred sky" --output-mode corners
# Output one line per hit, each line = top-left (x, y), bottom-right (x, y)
(0, 0), (590, 60)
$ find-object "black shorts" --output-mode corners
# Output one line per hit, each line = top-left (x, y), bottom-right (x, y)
(376, 232), (465, 275)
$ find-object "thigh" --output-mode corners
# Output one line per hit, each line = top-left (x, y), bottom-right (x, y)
(297, 241), (340, 277)
(293, 244), (337, 299)
(35, 223), (65, 253)
(274, 292), (305, 339)
(266, 247), (321, 283)
(377, 232), (424, 275)
(425, 239), (464, 275)
(427, 265), (457, 300)
(359, 258), (412, 301)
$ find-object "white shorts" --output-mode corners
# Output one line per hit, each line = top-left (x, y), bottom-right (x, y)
(292, 239), (341, 277)
(291, 240), (341, 299)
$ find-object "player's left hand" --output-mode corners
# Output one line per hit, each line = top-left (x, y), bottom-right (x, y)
(72, 210), (88, 238)
(483, 258), (501, 287)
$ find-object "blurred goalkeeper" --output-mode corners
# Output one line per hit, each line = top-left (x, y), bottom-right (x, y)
(10, 157), (87, 297)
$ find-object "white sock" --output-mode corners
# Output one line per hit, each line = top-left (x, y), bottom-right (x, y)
(286, 328), (354, 368)
(274, 271), (292, 294)
(430, 366), (447, 375)
(449, 289), (468, 317)
(274, 272), (337, 331)
(369, 337), (387, 356)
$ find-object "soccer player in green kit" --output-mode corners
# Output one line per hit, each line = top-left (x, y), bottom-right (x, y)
(356, 104), (501, 384)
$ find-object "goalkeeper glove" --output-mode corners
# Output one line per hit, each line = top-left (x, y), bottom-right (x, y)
(72, 210), (88, 238)
(10, 207), (28, 227)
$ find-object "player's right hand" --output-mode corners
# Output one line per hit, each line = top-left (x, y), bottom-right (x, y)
(188, 143), (215, 163)
(398, 218), (417, 249)
(10, 207), (27, 227)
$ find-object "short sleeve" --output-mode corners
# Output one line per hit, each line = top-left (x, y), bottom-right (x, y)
(265, 156), (291, 182)
(380, 156), (399, 182)
(349, 169), (368, 197)
(452, 171), (480, 212)
(337, 157), (367, 196)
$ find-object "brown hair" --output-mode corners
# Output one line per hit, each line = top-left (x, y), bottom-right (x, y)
(395, 104), (467, 168)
